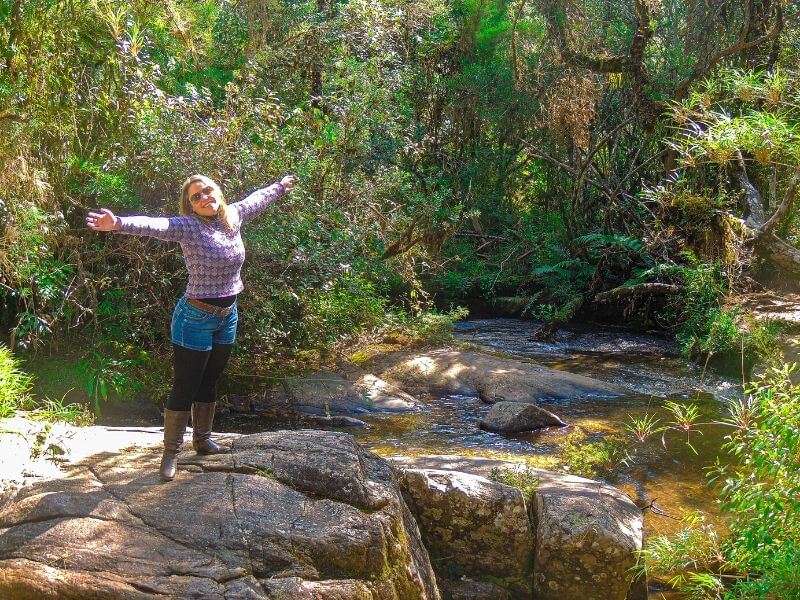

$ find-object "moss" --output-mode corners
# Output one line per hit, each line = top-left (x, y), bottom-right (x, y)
(488, 465), (540, 504)
(256, 467), (278, 480)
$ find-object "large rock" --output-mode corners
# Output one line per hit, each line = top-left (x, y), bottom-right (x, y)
(368, 349), (627, 403)
(532, 470), (643, 600)
(0, 424), (440, 600)
(284, 370), (418, 415)
(480, 401), (566, 433)
(391, 455), (643, 600)
(396, 468), (534, 598)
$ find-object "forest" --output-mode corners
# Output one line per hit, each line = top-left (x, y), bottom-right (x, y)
(1, 0), (799, 598)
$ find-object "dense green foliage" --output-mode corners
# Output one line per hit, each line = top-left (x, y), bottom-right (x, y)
(1, 1), (798, 383)
(0, 345), (92, 424)
(1, 2), (799, 594)
(0, 344), (31, 418)
(640, 365), (800, 599)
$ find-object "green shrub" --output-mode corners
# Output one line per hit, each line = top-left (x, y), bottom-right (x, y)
(640, 364), (800, 598)
(670, 258), (732, 356)
(668, 257), (781, 367)
(489, 464), (540, 503)
(26, 394), (95, 426)
(397, 306), (470, 344)
(78, 346), (148, 416)
(0, 345), (33, 418)
(67, 159), (140, 210)
(304, 276), (389, 347)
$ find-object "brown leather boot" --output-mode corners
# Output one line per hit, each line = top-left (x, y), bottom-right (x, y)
(159, 409), (191, 481)
(191, 401), (228, 455)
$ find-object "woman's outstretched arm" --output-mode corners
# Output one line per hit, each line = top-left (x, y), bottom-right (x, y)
(86, 208), (195, 242)
(230, 175), (295, 224)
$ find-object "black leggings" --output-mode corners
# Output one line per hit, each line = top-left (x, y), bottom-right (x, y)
(167, 343), (233, 411)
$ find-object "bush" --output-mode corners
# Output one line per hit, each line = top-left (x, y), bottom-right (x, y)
(396, 306), (470, 344)
(0, 345), (33, 418)
(304, 276), (389, 348)
(667, 257), (781, 369)
(640, 364), (800, 599)
(489, 464), (540, 503)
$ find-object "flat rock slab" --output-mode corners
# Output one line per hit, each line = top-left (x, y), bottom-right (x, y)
(390, 455), (643, 600)
(396, 468), (533, 597)
(369, 349), (628, 403)
(284, 370), (418, 415)
(480, 401), (566, 433)
(0, 425), (440, 600)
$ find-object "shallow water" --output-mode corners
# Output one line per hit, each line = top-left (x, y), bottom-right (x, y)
(351, 319), (741, 542)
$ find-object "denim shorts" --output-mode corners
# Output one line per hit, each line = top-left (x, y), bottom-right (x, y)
(171, 296), (238, 351)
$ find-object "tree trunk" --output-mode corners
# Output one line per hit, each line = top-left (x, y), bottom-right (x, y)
(734, 159), (800, 275)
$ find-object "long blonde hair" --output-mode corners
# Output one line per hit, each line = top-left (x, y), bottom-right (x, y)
(179, 174), (234, 232)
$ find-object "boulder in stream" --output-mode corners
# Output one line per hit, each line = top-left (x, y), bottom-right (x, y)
(390, 455), (643, 600)
(479, 401), (566, 433)
(367, 348), (628, 403)
(0, 423), (439, 600)
(396, 468), (534, 598)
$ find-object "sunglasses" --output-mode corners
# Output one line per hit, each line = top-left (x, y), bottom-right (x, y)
(190, 186), (215, 203)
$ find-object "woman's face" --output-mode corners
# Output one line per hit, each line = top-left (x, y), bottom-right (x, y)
(187, 180), (222, 217)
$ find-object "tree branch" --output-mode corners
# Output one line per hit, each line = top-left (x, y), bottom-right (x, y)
(733, 152), (766, 229)
(758, 172), (800, 236)
(674, 2), (784, 100)
(595, 283), (682, 303)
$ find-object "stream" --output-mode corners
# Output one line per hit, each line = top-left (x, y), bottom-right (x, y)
(351, 318), (741, 542)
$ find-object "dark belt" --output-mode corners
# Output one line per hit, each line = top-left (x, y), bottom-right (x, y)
(186, 297), (233, 317)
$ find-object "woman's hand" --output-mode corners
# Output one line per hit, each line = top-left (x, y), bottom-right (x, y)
(280, 175), (296, 192)
(86, 208), (120, 232)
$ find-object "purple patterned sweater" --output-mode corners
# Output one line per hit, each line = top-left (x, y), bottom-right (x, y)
(115, 183), (286, 298)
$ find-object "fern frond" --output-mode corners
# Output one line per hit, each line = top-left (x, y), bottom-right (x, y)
(575, 232), (645, 254)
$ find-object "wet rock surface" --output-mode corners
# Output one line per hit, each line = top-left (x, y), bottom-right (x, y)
(454, 318), (681, 358)
(450, 318), (740, 399)
(0, 426), (439, 600)
(302, 414), (369, 428)
(479, 401), (566, 432)
(283, 370), (419, 415)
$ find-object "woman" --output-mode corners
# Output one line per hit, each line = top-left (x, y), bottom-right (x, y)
(86, 174), (295, 481)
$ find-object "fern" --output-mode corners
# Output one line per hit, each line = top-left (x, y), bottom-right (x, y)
(623, 263), (682, 287)
(531, 258), (593, 278)
(575, 232), (646, 254)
